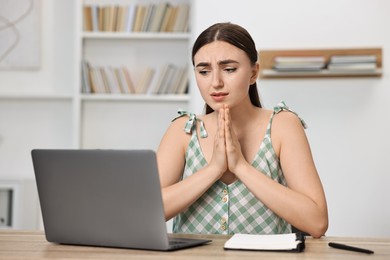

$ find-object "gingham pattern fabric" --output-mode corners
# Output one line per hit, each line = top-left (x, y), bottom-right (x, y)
(172, 101), (306, 234)
(177, 109), (208, 138)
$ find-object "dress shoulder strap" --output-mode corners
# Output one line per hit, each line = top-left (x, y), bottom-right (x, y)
(172, 109), (208, 138)
(266, 101), (308, 136)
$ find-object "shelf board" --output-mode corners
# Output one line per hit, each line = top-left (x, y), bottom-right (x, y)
(82, 32), (191, 40)
(261, 68), (382, 78)
(0, 92), (73, 100)
(80, 93), (190, 102)
(258, 48), (382, 78)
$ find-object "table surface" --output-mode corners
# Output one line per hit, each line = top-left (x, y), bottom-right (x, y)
(1, 230), (390, 259)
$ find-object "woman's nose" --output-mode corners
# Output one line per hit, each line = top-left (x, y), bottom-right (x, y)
(211, 70), (223, 88)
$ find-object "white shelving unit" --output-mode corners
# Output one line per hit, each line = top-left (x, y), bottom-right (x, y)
(76, 0), (191, 149)
(0, 0), (191, 229)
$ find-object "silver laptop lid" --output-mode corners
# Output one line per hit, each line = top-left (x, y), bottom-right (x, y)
(32, 149), (170, 250)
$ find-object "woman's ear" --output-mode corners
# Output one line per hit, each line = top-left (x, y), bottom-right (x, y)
(250, 63), (260, 84)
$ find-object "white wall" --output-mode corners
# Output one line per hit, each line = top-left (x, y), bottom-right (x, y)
(191, 0), (390, 237)
(0, 0), (76, 181)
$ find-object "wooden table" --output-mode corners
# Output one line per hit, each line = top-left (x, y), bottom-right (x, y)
(1, 230), (390, 259)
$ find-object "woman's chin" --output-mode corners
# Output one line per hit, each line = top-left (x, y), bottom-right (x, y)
(209, 103), (224, 111)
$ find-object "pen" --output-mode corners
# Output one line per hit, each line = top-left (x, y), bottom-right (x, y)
(328, 242), (374, 254)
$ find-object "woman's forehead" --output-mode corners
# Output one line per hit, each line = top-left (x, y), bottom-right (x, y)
(194, 41), (248, 63)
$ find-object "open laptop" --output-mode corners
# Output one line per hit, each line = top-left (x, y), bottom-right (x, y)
(31, 149), (211, 251)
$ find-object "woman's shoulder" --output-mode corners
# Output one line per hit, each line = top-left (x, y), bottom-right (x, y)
(270, 101), (307, 128)
(169, 110), (204, 136)
(167, 114), (189, 134)
(160, 113), (192, 152)
(268, 102), (308, 153)
(171, 110), (209, 138)
(271, 107), (308, 156)
(273, 110), (306, 132)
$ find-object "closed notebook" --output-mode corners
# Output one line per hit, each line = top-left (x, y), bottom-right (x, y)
(224, 233), (305, 252)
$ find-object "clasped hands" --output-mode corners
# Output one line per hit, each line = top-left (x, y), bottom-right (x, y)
(210, 104), (248, 178)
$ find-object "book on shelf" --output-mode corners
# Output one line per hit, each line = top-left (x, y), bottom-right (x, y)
(141, 4), (155, 32)
(98, 6), (104, 31)
(114, 67), (128, 93)
(132, 5), (147, 32)
(137, 68), (155, 94)
(147, 64), (171, 95)
(108, 6), (119, 32)
(90, 5), (99, 32)
(176, 68), (189, 94)
(274, 56), (325, 64)
(83, 2), (189, 33)
(98, 67), (112, 93)
(160, 65), (179, 94)
(81, 61), (92, 93)
(104, 66), (122, 93)
(224, 233), (305, 252)
(160, 5), (175, 32)
(168, 67), (185, 94)
(149, 2), (169, 32)
(83, 6), (93, 31)
(329, 54), (377, 64)
(89, 67), (105, 93)
(327, 62), (377, 72)
(121, 66), (136, 93)
(102, 6), (110, 31)
(272, 56), (326, 71)
(125, 5), (136, 32)
(327, 54), (378, 73)
(172, 3), (190, 32)
(273, 63), (325, 71)
(115, 6), (127, 32)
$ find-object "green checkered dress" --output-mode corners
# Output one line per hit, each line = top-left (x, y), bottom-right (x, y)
(173, 101), (307, 235)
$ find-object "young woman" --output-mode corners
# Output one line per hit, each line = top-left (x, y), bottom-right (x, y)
(157, 22), (328, 238)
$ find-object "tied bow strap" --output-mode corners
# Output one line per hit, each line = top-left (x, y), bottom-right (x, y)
(273, 101), (308, 129)
(177, 109), (208, 138)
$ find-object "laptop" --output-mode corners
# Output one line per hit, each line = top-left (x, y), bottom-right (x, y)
(31, 149), (211, 251)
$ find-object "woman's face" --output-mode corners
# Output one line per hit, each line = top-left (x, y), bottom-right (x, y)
(193, 40), (258, 111)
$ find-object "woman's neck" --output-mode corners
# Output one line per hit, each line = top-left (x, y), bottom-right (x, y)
(229, 98), (260, 124)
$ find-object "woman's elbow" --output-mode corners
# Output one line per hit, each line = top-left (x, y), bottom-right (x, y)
(310, 216), (328, 238)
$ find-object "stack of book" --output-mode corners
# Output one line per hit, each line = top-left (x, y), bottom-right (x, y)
(83, 2), (190, 33)
(327, 55), (377, 73)
(272, 56), (326, 72)
(81, 61), (188, 95)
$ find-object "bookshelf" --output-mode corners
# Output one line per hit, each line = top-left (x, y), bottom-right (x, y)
(259, 48), (382, 78)
(76, 0), (191, 149)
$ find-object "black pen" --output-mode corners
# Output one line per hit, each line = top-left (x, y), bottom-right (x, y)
(328, 242), (374, 254)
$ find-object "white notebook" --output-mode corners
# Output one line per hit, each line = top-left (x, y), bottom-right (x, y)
(224, 233), (305, 252)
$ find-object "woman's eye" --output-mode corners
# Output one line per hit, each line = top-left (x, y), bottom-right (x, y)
(198, 70), (210, 75)
(225, 67), (237, 73)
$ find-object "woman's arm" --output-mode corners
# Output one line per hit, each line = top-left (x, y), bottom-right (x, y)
(157, 116), (226, 220)
(225, 109), (328, 238)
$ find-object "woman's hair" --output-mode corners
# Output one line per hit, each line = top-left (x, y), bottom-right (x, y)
(192, 22), (262, 114)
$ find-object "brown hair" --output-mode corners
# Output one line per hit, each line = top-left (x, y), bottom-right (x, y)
(192, 22), (262, 114)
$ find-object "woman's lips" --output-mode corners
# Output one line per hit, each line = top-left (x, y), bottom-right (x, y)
(211, 92), (228, 102)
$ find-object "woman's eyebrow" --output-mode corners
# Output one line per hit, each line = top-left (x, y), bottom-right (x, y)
(195, 59), (239, 68)
(195, 62), (210, 68)
(218, 59), (239, 65)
